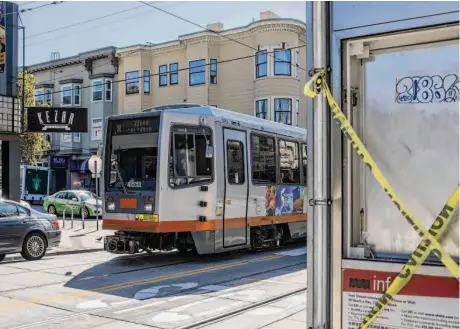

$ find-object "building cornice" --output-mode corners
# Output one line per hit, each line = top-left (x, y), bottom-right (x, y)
(117, 19), (306, 58)
(59, 78), (83, 85)
(89, 72), (115, 80)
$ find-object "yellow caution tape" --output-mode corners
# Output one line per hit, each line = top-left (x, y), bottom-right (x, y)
(303, 68), (460, 328)
(359, 186), (459, 329)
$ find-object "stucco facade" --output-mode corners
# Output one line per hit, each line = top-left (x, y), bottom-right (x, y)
(117, 12), (307, 127)
(27, 47), (117, 193)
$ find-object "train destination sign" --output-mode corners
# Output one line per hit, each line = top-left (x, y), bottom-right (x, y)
(112, 118), (160, 136)
(27, 107), (88, 133)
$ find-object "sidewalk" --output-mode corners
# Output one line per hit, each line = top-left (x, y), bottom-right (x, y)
(5, 219), (114, 261)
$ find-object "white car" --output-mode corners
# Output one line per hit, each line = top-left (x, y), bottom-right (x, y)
(19, 200), (31, 208)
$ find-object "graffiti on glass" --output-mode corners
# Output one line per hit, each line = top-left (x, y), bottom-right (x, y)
(395, 74), (459, 104)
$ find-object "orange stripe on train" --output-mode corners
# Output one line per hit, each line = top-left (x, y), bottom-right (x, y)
(102, 214), (307, 233)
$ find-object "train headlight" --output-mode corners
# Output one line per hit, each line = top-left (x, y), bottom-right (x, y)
(144, 203), (153, 212)
(107, 202), (115, 211)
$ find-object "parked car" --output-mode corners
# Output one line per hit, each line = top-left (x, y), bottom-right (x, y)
(0, 198), (61, 262)
(43, 190), (102, 218)
(19, 200), (31, 208)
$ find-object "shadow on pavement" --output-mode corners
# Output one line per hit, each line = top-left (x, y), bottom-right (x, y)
(63, 246), (306, 302)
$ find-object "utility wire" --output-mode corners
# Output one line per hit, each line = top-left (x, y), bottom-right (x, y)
(19, 1), (34, 7)
(25, 1), (181, 48)
(23, 1), (183, 85)
(33, 44), (306, 99)
(3, 1), (63, 17)
(140, 0), (307, 72)
(25, 3), (149, 39)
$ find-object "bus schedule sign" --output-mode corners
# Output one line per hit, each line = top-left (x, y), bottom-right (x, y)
(112, 118), (160, 136)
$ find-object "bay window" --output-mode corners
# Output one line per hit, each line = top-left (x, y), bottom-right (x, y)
(274, 49), (292, 76)
(274, 98), (292, 125)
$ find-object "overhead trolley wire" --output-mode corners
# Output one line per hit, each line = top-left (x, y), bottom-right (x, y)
(25, 4), (148, 39)
(33, 44), (307, 100)
(139, 0), (308, 73)
(23, 1), (183, 84)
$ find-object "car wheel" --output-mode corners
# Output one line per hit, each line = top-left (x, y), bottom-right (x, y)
(21, 233), (47, 261)
(48, 205), (56, 215)
(0, 254), (5, 262)
(81, 207), (90, 218)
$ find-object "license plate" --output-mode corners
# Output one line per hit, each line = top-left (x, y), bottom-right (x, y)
(138, 214), (158, 222)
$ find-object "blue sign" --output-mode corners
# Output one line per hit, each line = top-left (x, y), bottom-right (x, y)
(50, 156), (68, 169)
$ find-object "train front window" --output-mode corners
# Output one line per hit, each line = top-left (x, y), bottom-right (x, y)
(106, 117), (160, 191)
(169, 126), (213, 187)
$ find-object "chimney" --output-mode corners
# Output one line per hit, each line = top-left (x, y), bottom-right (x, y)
(206, 23), (224, 32)
(260, 11), (280, 20)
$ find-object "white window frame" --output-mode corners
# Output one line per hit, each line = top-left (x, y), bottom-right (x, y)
(295, 99), (300, 126)
(35, 88), (53, 106)
(62, 133), (72, 143)
(254, 97), (270, 120)
(73, 133), (81, 143)
(105, 79), (112, 102)
(294, 50), (299, 79)
(91, 117), (103, 141)
(61, 83), (81, 106)
(74, 84), (81, 106)
(254, 46), (269, 80)
(273, 48), (292, 77)
(92, 79), (103, 102)
(255, 44), (296, 79)
(61, 84), (73, 107)
(269, 96), (296, 126)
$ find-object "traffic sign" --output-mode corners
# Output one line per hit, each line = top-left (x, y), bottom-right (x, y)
(88, 155), (102, 174)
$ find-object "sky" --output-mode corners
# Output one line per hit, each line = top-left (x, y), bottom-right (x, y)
(14, 1), (306, 66)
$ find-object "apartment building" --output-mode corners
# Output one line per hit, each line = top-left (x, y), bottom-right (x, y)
(117, 11), (307, 127)
(27, 47), (117, 193)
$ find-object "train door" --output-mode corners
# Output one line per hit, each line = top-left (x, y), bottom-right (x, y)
(223, 128), (248, 247)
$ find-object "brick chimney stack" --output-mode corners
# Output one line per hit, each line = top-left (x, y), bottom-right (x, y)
(260, 11), (280, 20)
(206, 23), (224, 32)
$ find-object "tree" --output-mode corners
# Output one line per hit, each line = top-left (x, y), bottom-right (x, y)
(17, 72), (50, 166)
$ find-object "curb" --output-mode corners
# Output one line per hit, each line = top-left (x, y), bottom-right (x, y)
(5, 247), (103, 261)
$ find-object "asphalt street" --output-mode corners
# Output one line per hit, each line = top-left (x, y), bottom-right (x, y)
(0, 245), (307, 329)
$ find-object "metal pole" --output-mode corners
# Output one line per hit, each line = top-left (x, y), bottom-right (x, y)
(95, 161), (99, 230)
(21, 26), (25, 114)
(307, 2), (331, 329)
(81, 201), (85, 229)
(71, 205), (74, 229)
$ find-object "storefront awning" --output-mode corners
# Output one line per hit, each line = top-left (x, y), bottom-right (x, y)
(80, 159), (89, 173)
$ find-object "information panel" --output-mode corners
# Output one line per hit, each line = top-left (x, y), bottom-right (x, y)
(342, 269), (459, 329)
(111, 117), (160, 136)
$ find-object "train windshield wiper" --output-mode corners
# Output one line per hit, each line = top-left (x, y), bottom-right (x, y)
(112, 160), (127, 194)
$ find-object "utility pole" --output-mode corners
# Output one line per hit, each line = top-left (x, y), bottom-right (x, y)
(307, 1), (332, 328)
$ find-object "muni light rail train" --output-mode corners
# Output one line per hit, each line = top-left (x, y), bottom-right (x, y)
(102, 104), (307, 255)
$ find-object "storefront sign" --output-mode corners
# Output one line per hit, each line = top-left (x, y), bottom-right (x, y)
(0, 2), (6, 73)
(342, 268), (459, 329)
(50, 156), (68, 169)
(111, 117), (160, 136)
(27, 107), (88, 132)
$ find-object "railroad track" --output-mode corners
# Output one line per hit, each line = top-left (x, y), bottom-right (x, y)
(10, 255), (306, 329)
(179, 287), (307, 329)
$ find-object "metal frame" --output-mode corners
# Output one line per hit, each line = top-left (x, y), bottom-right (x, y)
(325, 4), (460, 328)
